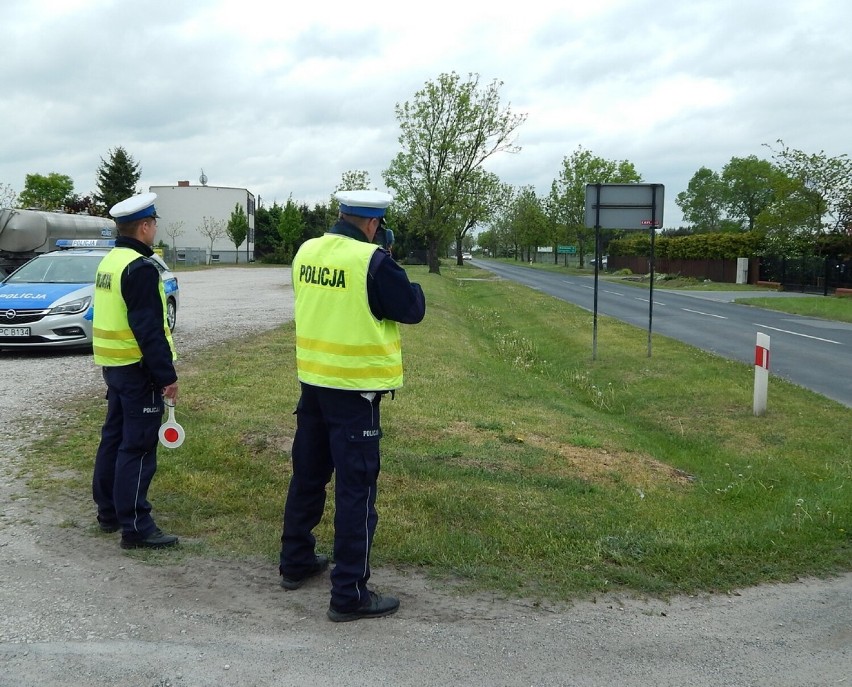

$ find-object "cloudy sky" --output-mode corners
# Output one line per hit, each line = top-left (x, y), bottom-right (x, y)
(3, 0), (850, 229)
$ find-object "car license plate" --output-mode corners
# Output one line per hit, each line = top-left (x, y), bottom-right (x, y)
(0, 327), (30, 337)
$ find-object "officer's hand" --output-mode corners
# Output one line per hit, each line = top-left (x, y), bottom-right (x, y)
(163, 382), (179, 404)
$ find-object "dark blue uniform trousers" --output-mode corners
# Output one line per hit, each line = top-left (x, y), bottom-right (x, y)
(92, 364), (164, 538)
(280, 383), (382, 612)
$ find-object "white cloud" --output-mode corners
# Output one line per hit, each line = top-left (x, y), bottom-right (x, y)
(2, 0), (850, 227)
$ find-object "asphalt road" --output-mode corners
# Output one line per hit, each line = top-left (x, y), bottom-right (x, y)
(473, 259), (852, 408)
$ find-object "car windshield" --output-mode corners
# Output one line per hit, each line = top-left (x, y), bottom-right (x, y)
(5, 254), (104, 284)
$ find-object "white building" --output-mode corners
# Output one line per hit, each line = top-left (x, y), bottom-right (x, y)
(149, 181), (256, 265)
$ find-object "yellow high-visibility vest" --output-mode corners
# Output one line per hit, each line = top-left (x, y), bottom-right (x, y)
(293, 234), (402, 390)
(92, 248), (176, 366)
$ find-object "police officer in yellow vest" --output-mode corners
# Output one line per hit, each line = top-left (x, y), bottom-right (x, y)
(92, 192), (179, 550)
(279, 190), (426, 622)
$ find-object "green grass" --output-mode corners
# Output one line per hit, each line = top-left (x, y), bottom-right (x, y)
(19, 264), (852, 601)
(485, 257), (794, 291)
(734, 295), (852, 322)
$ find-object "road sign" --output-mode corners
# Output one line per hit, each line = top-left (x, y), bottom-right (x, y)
(584, 183), (665, 361)
(584, 183), (665, 230)
(557, 245), (576, 254)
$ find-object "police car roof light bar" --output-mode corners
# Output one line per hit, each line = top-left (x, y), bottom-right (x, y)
(55, 239), (116, 249)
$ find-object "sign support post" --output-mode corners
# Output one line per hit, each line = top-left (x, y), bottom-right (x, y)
(592, 185), (602, 360)
(645, 185), (661, 357)
(584, 183), (665, 360)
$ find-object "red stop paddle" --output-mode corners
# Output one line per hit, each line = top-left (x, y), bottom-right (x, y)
(159, 399), (185, 449)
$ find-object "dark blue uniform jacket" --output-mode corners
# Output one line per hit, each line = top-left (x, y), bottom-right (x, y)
(115, 236), (177, 389)
(329, 219), (426, 325)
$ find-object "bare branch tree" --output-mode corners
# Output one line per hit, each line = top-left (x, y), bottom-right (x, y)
(198, 216), (227, 265)
(0, 183), (17, 209)
(163, 220), (185, 267)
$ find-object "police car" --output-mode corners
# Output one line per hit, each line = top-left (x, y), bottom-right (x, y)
(0, 239), (179, 350)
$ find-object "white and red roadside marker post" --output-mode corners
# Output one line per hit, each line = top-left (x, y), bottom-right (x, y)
(753, 332), (770, 416)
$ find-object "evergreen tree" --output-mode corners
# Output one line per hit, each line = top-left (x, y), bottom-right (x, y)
(94, 147), (141, 214)
(254, 202), (283, 260)
(299, 202), (330, 241)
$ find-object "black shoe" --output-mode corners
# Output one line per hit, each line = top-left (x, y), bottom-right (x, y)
(280, 554), (329, 590)
(98, 521), (119, 533)
(327, 591), (400, 622)
(120, 529), (179, 550)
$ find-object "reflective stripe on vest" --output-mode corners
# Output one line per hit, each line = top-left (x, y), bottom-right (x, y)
(92, 248), (176, 366)
(293, 234), (402, 390)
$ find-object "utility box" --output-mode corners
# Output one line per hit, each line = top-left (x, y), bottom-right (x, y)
(736, 257), (749, 284)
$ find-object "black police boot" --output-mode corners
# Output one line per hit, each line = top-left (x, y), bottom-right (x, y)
(120, 529), (179, 550)
(327, 591), (400, 622)
(280, 554), (329, 590)
(98, 520), (120, 533)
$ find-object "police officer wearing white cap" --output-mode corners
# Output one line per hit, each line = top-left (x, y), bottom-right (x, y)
(278, 189), (426, 621)
(91, 192), (180, 549)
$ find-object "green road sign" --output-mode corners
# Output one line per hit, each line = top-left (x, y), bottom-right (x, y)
(557, 245), (576, 254)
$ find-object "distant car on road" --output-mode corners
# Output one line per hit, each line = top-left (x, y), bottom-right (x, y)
(0, 240), (179, 350)
(462, 252), (473, 260)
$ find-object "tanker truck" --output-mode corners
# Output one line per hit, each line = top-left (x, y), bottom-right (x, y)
(0, 208), (115, 277)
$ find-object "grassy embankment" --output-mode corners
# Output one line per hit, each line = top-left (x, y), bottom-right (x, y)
(23, 263), (851, 601)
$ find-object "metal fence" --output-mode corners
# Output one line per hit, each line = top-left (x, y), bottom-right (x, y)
(607, 256), (752, 283)
(607, 255), (851, 294)
(759, 255), (852, 295)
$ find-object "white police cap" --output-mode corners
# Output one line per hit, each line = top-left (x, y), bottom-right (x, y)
(334, 190), (392, 218)
(109, 192), (159, 224)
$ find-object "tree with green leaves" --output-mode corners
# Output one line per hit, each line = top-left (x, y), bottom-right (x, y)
(254, 201), (283, 260)
(384, 71), (527, 274)
(278, 196), (304, 260)
(18, 172), (75, 211)
(675, 166), (727, 233)
(448, 170), (507, 265)
(485, 206), (518, 259)
(336, 170), (371, 192)
(94, 147), (141, 213)
(720, 155), (779, 232)
(64, 194), (105, 216)
(549, 146), (642, 266)
(506, 186), (550, 262)
(329, 171), (372, 227)
(475, 227), (496, 256)
(763, 140), (852, 242)
(227, 203), (249, 263)
(754, 172), (815, 256)
(299, 202), (330, 241)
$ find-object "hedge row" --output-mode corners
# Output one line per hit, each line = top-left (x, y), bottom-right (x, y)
(608, 231), (852, 259)
(607, 231), (765, 259)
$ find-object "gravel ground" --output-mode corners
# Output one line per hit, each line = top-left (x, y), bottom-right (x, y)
(1, 267), (850, 687)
